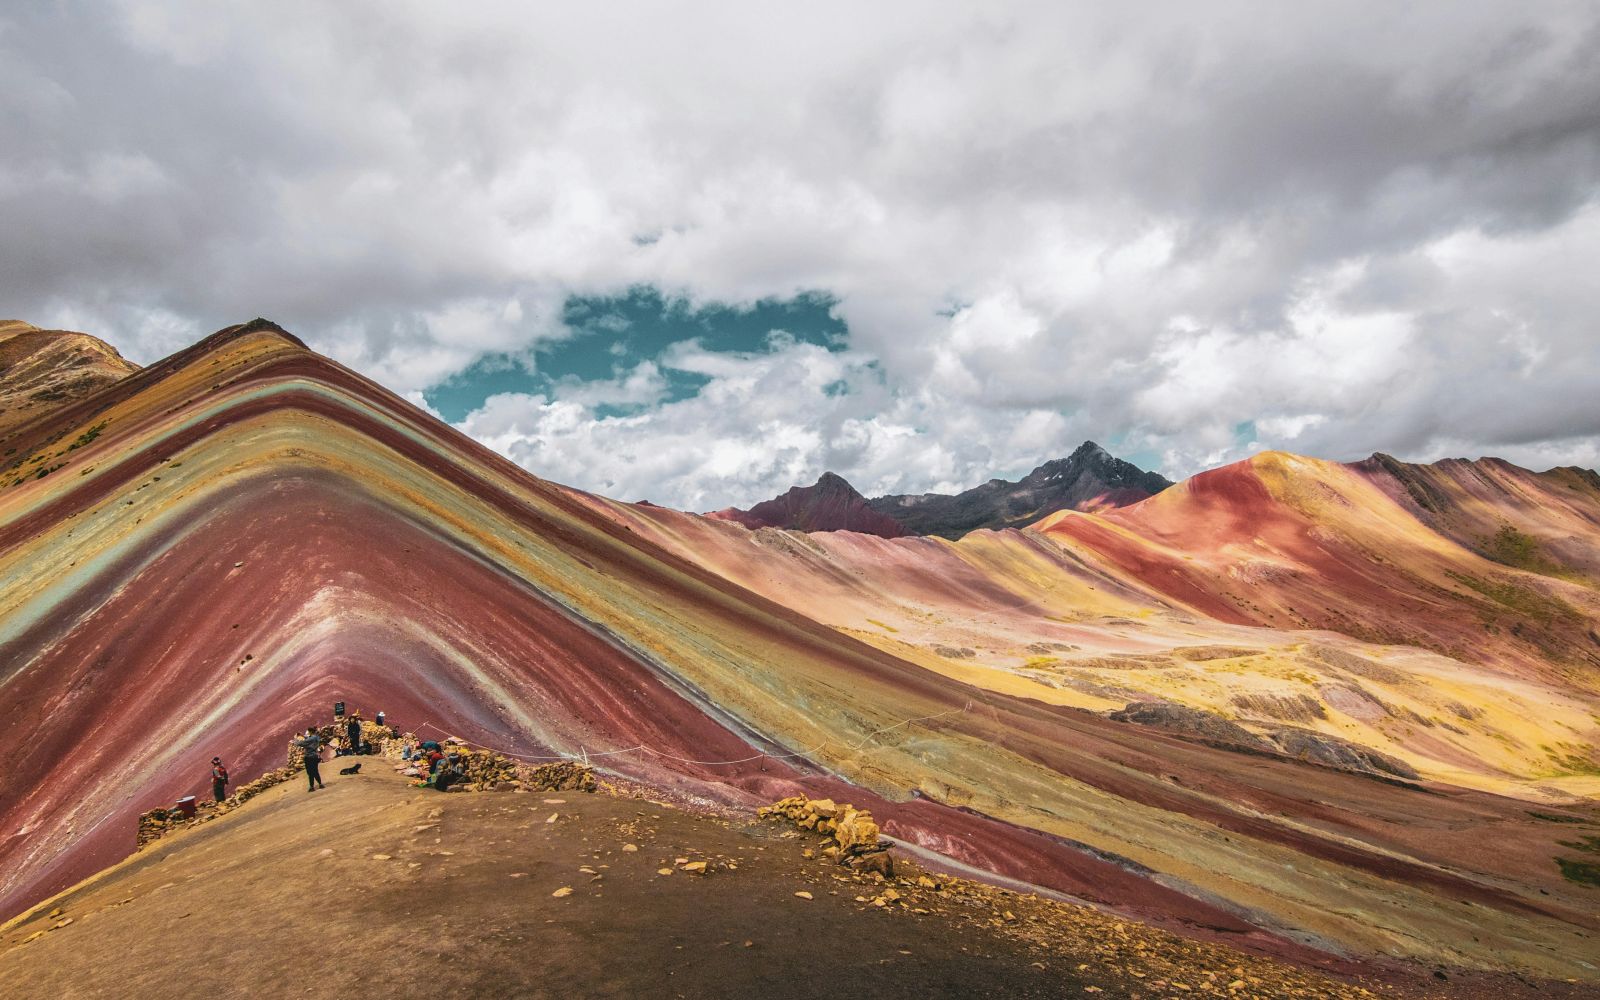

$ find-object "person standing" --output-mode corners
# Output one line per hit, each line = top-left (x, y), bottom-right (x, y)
(210, 757), (229, 803)
(294, 727), (326, 792)
(346, 713), (362, 756)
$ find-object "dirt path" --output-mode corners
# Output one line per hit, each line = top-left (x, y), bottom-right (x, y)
(0, 767), (1580, 999)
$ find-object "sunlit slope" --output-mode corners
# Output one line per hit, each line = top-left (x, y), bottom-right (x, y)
(1359, 452), (1600, 582)
(583, 485), (1600, 801)
(1035, 452), (1600, 792)
(0, 321), (138, 437)
(0, 322), (1595, 981)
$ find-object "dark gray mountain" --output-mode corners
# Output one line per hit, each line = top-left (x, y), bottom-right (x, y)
(708, 441), (1171, 539)
(865, 441), (1172, 539)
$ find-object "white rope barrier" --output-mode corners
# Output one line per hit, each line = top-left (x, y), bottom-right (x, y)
(413, 700), (973, 768)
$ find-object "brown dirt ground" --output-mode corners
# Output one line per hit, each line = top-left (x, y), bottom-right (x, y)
(0, 766), (1588, 1000)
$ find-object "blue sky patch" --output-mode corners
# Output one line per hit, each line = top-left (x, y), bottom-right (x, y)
(424, 286), (847, 421)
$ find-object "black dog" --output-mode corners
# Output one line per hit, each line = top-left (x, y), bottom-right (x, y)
(338, 762), (362, 775)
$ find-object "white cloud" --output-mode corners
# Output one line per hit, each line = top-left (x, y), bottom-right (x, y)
(455, 339), (1089, 509)
(2, 2), (1597, 503)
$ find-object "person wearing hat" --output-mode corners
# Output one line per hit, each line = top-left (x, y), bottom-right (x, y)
(210, 757), (230, 803)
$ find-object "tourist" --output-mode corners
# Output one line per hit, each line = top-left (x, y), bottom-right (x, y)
(346, 713), (362, 755)
(294, 726), (326, 792)
(210, 756), (229, 803)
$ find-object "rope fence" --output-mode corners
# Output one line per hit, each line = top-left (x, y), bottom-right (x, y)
(413, 699), (974, 769)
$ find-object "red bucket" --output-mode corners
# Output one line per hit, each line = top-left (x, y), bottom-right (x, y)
(175, 796), (197, 818)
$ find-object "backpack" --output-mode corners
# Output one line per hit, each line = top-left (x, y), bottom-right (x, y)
(214, 765), (229, 784)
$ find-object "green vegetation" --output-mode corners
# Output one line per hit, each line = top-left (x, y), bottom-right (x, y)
(1556, 857), (1600, 887)
(1446, 570), (1582, 628)
(1478, 522), (1566, 575)
(1528, 810), (1590, 824)
(1553, 754), (1600, 777)
(66, 421), (109, 451)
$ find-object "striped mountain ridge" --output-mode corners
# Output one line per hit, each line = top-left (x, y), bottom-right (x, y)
(0, 320), (1597, 986)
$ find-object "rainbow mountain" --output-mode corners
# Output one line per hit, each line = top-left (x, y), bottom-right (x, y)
(1, 320), (1596, 984)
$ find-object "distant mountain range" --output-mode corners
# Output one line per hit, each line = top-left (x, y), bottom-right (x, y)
(707, 441), (1172, 539)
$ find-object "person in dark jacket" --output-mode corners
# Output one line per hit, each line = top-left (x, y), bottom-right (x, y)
(294, 727), (325, 791)
(210, 757), (229, 803)
(345, 714), (362, 755)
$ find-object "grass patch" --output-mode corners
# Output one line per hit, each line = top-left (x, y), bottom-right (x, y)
(1557, 835), (1600, 854)
(1528, 810), (1590, 824)
(1553, 754), (1600, 777)
(1556, 857), (1600, 887)
(1479, 524), (1549, 570)
(1446, 570), (1583, 627)
(864, 619), (898, 633)
(66, 421), (109, 451)
(1476, 522), (1587, 581)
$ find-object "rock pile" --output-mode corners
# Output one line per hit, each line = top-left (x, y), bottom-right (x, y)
(759, 796), (895, 876)
(136, 765), (299, 848)
(524, 760), (597, 793)
(360, 720), (398, 746)
(381, 733), (597, 794)
(228, 765), (299, 805)
(285, 724), (342, 768)
(136, 807), (196, 847)
(449, 746), (522, 789)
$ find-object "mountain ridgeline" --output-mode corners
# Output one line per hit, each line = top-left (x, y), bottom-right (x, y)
(3, 319), (1600, 994)
(709, 441), (1173, 539)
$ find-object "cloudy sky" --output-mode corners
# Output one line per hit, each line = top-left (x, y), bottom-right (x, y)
(4, 3), (1598, 509)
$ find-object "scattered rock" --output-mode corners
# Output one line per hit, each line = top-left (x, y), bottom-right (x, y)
(1264, 726), (1421, 780)
(1107, 702), (1269, 749)
(551, 887), (573, 898)
(793, 891), (813, 900)
(849, 850), (894, 878)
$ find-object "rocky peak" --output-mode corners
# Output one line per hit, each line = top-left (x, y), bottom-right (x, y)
(705, 471), (905, 538)
(810, 471), (863, 498)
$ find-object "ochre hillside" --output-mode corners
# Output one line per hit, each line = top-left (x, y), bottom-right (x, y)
(0, 320), (137, 437)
